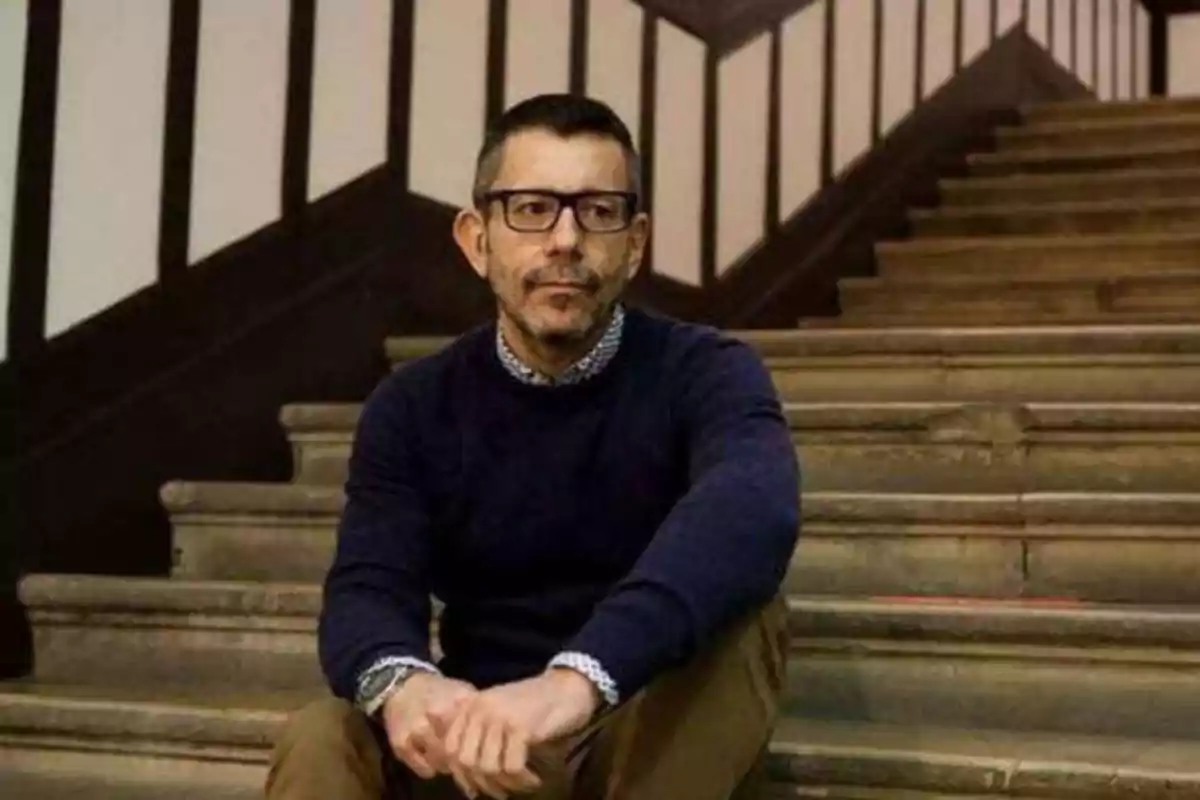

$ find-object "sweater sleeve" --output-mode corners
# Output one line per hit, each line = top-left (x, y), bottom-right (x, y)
(561, 334), (800, 699)
(317, 373), (438, 702)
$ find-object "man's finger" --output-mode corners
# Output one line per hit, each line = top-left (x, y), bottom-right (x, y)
(502, 727), (542, 792)
(392, 731), (437, 780)
(443, 700), (470, 755)
(410, 717), (449, 774)
(458, 713), (512, 800)
(446, 708), (485, 799)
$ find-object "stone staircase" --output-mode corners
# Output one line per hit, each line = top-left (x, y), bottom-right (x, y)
(7, 97), (1200, 798)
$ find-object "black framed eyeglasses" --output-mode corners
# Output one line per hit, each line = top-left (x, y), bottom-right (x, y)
(476, 189), (639, 233)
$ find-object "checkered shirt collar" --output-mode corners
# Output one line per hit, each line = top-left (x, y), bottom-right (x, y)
(496, 305), (625, 387)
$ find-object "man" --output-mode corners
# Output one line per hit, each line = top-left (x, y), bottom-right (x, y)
(266, 93), (800, 800)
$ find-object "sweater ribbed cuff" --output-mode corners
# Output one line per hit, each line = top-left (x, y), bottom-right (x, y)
(548, 651), (620, 707)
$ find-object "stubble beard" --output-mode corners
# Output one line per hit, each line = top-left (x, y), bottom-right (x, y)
(491, 256), (630, 350)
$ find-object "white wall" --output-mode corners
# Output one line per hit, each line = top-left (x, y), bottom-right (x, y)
(308, 0), (391, 200)
(189, 0), (290, 263)
(1029, 0), (1143, 100)
(46, 0), (170, 339)
(1, 0), (1163, 353)
(1169, 12), (1200, 97)
(0, 0), (29, 361)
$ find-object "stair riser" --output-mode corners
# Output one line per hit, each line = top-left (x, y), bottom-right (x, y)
(839, 282), (1200, 322)
(171, 521), (335, 582)
(997, 123), (1200, 152)
(787, 655), (1200, 741)
(0, 748), (265, 800)
(791, 533), (1200, 603)
(768, 362), (1200, 402)
(811, 311), (1200, 327)
(878, 252), (1200, 281)
(28, 621), (321, 691)
(1023, 100), (1200, 124)
(170, 519), (1200, 603)
(292, 438), (1200, 494)
(940, 177), (1200, 207)
(968, 149), (1200, 177)
(911, 207), (1200, 238)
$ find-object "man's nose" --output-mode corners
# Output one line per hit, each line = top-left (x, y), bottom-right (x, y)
(549, 206), (583, 249)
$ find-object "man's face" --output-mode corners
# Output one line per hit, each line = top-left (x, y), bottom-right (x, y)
(454, 128), (650, 346)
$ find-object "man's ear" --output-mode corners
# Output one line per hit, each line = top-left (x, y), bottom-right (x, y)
(625, 212), (651, 281)
(453, 207), (489, 280)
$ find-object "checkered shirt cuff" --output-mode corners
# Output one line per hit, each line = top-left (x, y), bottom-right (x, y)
(548, 651), (620, 707)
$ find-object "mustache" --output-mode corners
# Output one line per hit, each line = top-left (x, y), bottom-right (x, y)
(524, 263), (601, 291)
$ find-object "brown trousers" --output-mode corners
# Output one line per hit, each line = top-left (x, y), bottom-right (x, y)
(265, 594), (788, 800)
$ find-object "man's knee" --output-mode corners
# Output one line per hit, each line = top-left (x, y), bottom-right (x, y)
(270, 695), (386, 772)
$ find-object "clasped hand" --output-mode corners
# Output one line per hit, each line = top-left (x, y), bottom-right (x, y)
(382, 669), (601, 799)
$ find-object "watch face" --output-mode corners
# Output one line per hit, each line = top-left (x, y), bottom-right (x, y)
(361, 666), (401, 700)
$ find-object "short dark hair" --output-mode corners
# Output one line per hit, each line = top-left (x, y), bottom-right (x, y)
(471, 93), (642, 206)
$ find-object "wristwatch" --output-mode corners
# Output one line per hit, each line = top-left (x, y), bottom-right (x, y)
(356, 663), (416, 718)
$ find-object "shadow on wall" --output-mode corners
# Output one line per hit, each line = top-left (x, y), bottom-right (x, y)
(0, 469), (33, 679)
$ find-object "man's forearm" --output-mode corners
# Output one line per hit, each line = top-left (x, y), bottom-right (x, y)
(562, 336), (801, 701)
(562, 453), (799, 701)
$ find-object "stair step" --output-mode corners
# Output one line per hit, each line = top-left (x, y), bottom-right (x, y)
(0, 681), (293, 760)
(768, 717), (1200, 797)
(876, 231), (1200, 280)
(996, 114), (1200, 152)
(18, 575), (323, 691)
(1022, 95), (1200, 123)
(806, 310), (1200, 328)
(909, 197), (1200, 238)
(753, 325), (1200, 402)
(0, 747), (264, 800)
(282, 400), (1200, 493)
(939, 166), (1200, 207)
(0, 682), (289, 799)
(386, 324), (1200, 402)
(3, 682), (1198, 798)
(837, 273), (1200, 324)
(163, 481), (1200, 601)
(792, 490), (1200, 601)
(966, 140), (1200, 177)
(788, 597), (1200, 740)
(161, 481), (339, 582)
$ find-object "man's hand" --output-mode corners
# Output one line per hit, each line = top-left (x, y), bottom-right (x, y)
(442, 668), (603, 799)
(381, 672), (478, 780)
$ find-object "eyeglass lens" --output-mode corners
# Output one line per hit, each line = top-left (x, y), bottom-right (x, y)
(504, 192), (631, 232)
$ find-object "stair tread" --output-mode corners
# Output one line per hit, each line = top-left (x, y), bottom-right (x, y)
(281, 399), (1200, 434)
(1000, 113), (1200, 136)
(911, 195), (1200, 218)
(5, 680), (1200, 789)
(161, 479), (1200, 527)
(0, 679), (307, 716)
(18, 574), (321, 616)
(23, 571), (1200, 642)
(808, 312), (1200, 328)
(788, 595), (1200, 648)
(390, 323), (1200, 363)
(771, 717), (1200, 782)
(735, 323), (1200, 356)
(968, 139), (1200, 164)
(941, 164), (1200, 190)
(0, 748), (263, 800)
(876, 229), (1200, 253)
(1022, 96), (1200, 118)
(842, 272), (1200, 289)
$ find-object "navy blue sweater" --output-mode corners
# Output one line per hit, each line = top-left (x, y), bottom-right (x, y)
(318, 308), (800, 703)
